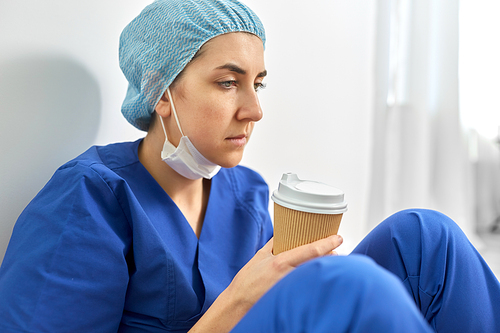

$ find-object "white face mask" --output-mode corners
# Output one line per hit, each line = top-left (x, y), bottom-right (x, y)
(159, 88), (221, 180)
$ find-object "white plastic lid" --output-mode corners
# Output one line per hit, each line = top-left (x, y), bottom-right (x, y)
(271, 173), (348, 214)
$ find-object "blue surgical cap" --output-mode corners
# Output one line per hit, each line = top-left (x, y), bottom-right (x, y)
(119, 0), (266, 131)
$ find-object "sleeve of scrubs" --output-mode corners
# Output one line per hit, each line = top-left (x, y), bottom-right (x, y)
(0, 161), (132, 333)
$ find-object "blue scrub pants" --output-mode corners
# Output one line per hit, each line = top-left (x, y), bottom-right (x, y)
(232, 209), (500, 333)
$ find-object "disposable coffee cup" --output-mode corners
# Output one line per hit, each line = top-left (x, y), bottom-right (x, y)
(271, 173), (348, 255)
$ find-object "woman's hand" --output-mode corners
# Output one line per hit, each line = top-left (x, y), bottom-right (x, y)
(229, 235), (343, 308)
(189, 234), (343, 332)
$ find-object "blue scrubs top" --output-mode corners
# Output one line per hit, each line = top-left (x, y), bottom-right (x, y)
(0, 140), (273, 332)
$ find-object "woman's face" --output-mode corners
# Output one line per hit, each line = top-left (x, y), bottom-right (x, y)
(165, 32), (266, 169)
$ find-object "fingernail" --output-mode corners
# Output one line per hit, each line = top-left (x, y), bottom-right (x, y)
(336, 235), (343, 243)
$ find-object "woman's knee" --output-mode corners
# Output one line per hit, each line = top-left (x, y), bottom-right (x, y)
(383, 209), (465, 241)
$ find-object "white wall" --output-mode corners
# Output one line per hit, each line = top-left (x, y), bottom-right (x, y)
(0, 0), (376, 262)
(242, 0), (376, 253)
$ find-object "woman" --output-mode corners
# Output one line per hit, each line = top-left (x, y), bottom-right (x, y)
(0, 0), (498, 332)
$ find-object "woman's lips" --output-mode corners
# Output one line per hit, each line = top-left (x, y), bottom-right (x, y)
(226, 134), (247, 147)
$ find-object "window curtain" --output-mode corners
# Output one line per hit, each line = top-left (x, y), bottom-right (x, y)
(368, 0), (481, 245)
(472, 130), (500, 232)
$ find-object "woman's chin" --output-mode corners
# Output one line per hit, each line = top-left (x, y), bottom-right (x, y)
(218, 160), (241, 169)
(215, 153), (244, 169)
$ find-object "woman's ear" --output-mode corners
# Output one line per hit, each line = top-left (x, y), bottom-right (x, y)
(155, 91), (171, 118)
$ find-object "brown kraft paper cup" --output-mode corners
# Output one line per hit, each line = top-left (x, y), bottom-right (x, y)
(273, 202), (343, 255)
(271, 173), (347, 255)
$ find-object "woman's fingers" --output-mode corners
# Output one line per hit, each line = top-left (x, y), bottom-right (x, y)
(277, 234), (343, 267)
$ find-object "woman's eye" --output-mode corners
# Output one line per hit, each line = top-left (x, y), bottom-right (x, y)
(218, 80), (266, 91)
(254, 82), (267, 92)
(219, 80), (237, 88)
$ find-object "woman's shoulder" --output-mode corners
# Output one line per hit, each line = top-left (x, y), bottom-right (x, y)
(60, 139), (141, 173)
(36, 140), (143, 205)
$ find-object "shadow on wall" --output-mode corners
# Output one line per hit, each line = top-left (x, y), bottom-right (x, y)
(0, 54), (101, 263)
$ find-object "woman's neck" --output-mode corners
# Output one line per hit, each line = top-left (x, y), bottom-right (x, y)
(138, 130), (210, 238)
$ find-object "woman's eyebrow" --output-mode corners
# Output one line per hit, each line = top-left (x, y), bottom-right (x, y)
(215, 63), (267, 78)
(257, 70), (267, 78)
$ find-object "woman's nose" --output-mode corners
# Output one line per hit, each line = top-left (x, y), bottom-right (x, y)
(237, 88), (263, 122)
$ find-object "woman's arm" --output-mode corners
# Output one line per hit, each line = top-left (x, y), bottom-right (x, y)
(189, 235), (343, 332)
(0, 163), (131, 332)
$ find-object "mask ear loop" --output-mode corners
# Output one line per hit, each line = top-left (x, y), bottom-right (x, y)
(158, 87), (185, 143)
(166, 87), (185, 137)
(159, 113), (169, 140)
